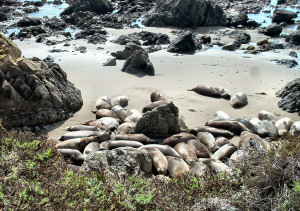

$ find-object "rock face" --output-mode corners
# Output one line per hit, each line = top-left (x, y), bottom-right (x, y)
(0, 34), (83, 129)
(272, 9), (297, 24)
(143, 0), (226, 28)
(276, 78), (300, 114)
(61, 0), (113, 16)
(286, 31), (300, 46)
(167, 31), (196, 54)
(120, 49), (155, 76)
(82, 147), (153, 177)
(135, 102), (181, 137)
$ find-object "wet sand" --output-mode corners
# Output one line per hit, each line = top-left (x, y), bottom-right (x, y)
(16, 26), (300, 139)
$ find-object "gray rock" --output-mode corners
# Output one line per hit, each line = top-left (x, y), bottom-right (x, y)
(121, 49), (155, 76)
(222, 43), (237, 51)
(143, 0), (226, 28)
(82, 147), (153, 177)
(261, 24), (282, 37)
(272, 9), (297, 24)
(227, 12), (248, 27)
(75, 46), (87, 53)
(111, 42), (142, 60)
(103, 58), (116, 66)
(135, 101), (180, 137)
(271, 59), (298, 68)
(286, 31), (300, 46)
(289, 51), (298, 58)
(167, 31), (196, 54)
(228, 31), (251, 44)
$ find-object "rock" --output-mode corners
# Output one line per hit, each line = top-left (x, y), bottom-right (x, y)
(146, 45), (162, 53)
(276, 78), (300, 114)
(289, 51), (298, 58)
(61, 0), (113, 16)
(222, 43), (237, 51)
(82, 147), (153, 177)
(228, 31), (251, 44)
(272, 9), (297, 24)
(260, 24), (282, 37)
(111, 42), (142, 60)
(227, 12), (248, 27)
(74, 25), (107, 44)
(192, 198), (237, 211)
(271, 59), (298, 68)
(246, 19), (260, 28)
(0, 34), (83, 129)
(286, 31), (300, 46)
(135, 101), (180, 137)
(200, 35), (211, 44)
(16, 26), (47, 39)
(0, 12), (7, 22)
(17, 17), (42, 27)
(143, 0), (226, 28)
(121, 49), (155, 76)
(103, 58), (116, 66)
(167, 31), (196, 54)
(75, 46), (87, 53)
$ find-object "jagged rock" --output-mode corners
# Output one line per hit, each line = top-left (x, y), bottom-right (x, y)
(121, 49), (155, 76)
(272, 9), (297, 24)
(135, 101), (180, 137)
(74, 25), (107, 44)
(167, 31), (196, 54)
(0, 34), (83, 129)
(289, 51), (298, 58)
(82, 147), (153, 177)
(0, 12), (7, 22)
(16, 26), (47, 39)
(286, 31), (300, 46)
(271, 59), (298, 68)
(103, 58), (116, 66)
(111, 42), (142, 60)
(143, 0), (226, 28)
(75, 46), (87, 53)
(228, 31), (251, 44)
(227, 12), (248, 27)
(222, 43), (237, 51)
(276, 78), (300, 114)
(44, 17), (67, 30)
(260, 24), (282, 37)
(17, 17), (42, 27)
(146, 45), (162, 53)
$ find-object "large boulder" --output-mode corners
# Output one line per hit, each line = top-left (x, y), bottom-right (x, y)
(260, 24), (282, 37)
(167, 31), (196, 54)
(135, 101), (181, 137)
(60, 0), (113, 16)
(227, 12), (248, 28)
(0, 34), (83, 129)
(82, 147), (153, 177)
(143, 0), (226, 28)
(111, 42), (142, 60)
(276, 78), (300, 114)
(272, 9), (297, 24)
(286, 30), (300, 46)
(17, 17), (42, 27)
(120, 49), (155, 76)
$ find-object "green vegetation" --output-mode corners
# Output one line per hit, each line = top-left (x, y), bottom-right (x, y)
(1, 126), (300, 210)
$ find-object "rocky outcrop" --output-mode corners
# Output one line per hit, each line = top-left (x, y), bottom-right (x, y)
(0, 34), (83, 129)
(82, 147), (153, 177)
(135, 101), (181, 137)
(120, 49), (155, 76)
(111, 42), (142, 60)
(276, 78), (300, 114)
(17, 17), (42, 27)
(272, 9), (297, 24)
(167, 31), (196, 54)
(143, 0), (226, 28)
(74, 25), (107, 44)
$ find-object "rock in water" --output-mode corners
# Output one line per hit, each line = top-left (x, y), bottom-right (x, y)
(167, 31), (196, 54)
(272, 9), (297, 24)
(135, 102), (180, 137)
(276, 78), (300, 114)
(121, 49), (155, 76)
(0, 34), (83, 129)
(82, 147), (153, 177)
(143, 0), (226, 28)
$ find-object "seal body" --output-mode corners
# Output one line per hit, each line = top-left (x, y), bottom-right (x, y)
(275, 117), (293, 136)
(189, 85), (221, 98)
(189, 160), (210, 178)
(150, 92), (166, 102)
(174, 142), (197, 164)
(115, 134), (157, 144)
(82, 120), (109, 130)
(289, 121), (300, 135)
(163, 133), (196, 147)
(206, 120), (252, 135)
(192, 126), (234, 138)
(98, 117), (119, 130)
(64, 125), (100, 132)
(214, 110), (230, 121)
(58, 149), (85, 165)
(250, 118), (268, 137)
(83, 142), (101, 156)
(261, 120), (278, 137)
(196, 132), (215, 151)
(111, 96), (129, 107)
(186, 139), (210, 158)
(149, 148), (168, 175)
(124, 109), (142, 123)
(235, 118), (258, 134)
(167, 156), (189, 178)
(95, 96), (111, 109)
(56, 136), (100, 151)
(142, 101), (167, 113)
(140, 145), (181, 157)
(111, 105), (127, 121)
(230, 92), (248, 108)
(258, 110), (276, 122)
(92, 109), (120, 120)
(117, 122), (136, 134)
(211, 137), (229, 153)
(212, 144), (238, 160)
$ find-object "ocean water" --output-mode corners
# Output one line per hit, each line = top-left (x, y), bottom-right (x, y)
(28, 2), (69, 18)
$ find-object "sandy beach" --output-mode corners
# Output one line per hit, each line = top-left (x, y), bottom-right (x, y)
(15, 26), (300, 139)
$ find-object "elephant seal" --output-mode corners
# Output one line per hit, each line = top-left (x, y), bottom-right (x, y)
(206, 120), (252, 135)
(92, 109), (120, 121)
(191, 126), (234, 138)
(111, 96), (129, 107)
(212, 143), (238, 161)
(166, 156), (189, 178)
(186, 139), (210, 158)
(199, 158), (232, 174)
(151, 92), (166, 102)
(229, 150), (248, 164)
(56, 136), (101, 151)
(58, 149), (85, 165)
(174, 142), (197, 164)
(214, 87), (231, 100)
(98, 117), (119, 130)
(142, 100), (167, 113)
(261, 120), (278, 138)
(149, 148), (168, 175)
(100, 140), (143, 150)
(213, 110), (230, 121)
(235, 118), (258, 134)
(82, 120), (109, 131)
(111, 105), (127, 121)
(189, 160), (210, 178)
(64, 125), (100, 132)
(117, 122), (136, 134)
(188, 85), (221, 98)
(163, 133), (196, 147)
(250, 118), (268, 137)
(83, 142), (101, 156)
(95, 96), (111, 109)
(289, 121), (300, 135)
(238, 131), (270, 151)
(140, 145), (182, 157)
(196, 132), (215, 152)
(59, 130), (112, 141)
(211, 137), (229, 153)
(258, 110), (276, 122)
(275, 117), (293, 136)
(124, 109), (142, 123)
(230, 92), (248, 108)
(115, 134), (157, 144)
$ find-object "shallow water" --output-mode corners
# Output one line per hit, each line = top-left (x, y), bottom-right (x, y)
(28, 2), (68, 18)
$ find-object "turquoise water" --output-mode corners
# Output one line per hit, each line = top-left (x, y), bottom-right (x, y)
(28, 2), (69, 18)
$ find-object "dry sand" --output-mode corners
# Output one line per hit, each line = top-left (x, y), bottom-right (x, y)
(16, 26), (300, 139)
